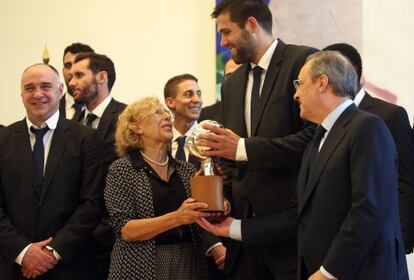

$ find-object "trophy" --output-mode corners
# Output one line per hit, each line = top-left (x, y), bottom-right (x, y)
(186, 120), (224, 215)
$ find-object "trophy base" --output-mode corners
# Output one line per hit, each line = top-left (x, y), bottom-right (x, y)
(190, 175), (224, 212)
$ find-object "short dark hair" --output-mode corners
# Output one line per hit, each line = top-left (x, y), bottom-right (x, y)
(164, 74), (198, 99)
(63, 43), (94, 59)
(212, 0), (272, 34)
(74, 53), (116, 91)
(323, 43), (362, 83)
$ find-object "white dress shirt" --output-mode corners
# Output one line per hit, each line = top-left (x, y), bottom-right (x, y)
(82, 95), (112, 129)
(171, 121), (197, 160)
(16, 110), (62, 265)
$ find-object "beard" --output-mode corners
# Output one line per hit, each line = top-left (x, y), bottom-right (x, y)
(74, 78), (99, 104)
(232, 30), (256, 64)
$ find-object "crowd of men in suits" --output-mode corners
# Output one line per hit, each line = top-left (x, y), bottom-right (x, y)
(0, 0), (413, 279)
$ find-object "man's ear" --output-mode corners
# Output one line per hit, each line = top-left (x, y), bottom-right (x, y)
(165, 97), (175, 110)
(318, 74), (329, 93)
(245, 16), (259, 33)
(96, 71), (108, 85)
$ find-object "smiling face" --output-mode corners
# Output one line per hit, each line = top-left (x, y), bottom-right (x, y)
(21, 64), (63, 127)
(217, 11), (256, 64)
(166, 79), (202, 122)
(137, 104), (173, 146)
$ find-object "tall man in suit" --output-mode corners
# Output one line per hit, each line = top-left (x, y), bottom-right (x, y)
(69, 52), (126, 279)
(0, 64), (103, 279)
(60, 42), (94, 119)
(324, 43), (414, 254)
(198, 0), (317, 278)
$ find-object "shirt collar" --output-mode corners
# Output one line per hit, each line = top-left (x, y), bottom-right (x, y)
(26, 110), (60, 132)
(250, 38), (278, 72)
(86, 95), (112, 119)
(321, 99), (353, 133)
(172, 121), (198, 142)
(64, 92), (74, 109)
(353, 88), (366, 107)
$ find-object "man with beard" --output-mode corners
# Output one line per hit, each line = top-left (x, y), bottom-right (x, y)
(196, 0), (317, 279)
(69, 52), (126, 279)
(60, 43), (94, 119)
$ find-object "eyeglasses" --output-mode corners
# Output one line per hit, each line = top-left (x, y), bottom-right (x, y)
(293, 79), (304, 90)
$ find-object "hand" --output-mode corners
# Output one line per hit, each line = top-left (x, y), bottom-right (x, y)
(21, 237), (57, 278)
(196, 123), (240, 160)
(309, 270), (331, 280)
(197, 216), (234, 237)
(210, 244), (226, 270)
(174, 198), (210, 225)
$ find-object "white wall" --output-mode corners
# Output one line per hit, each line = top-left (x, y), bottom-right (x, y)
(0, 0), (216, 125)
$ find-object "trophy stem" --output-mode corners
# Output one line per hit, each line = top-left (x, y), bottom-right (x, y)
(202, 157), (215, 176)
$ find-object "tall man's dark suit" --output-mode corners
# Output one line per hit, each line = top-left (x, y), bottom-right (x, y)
(359, 92), (414, 253)
(220, 39), (316, 278)
(0, 117), (103, 279)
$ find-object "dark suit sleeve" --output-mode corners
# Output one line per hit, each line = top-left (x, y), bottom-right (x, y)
(323, 117), (398, 277)
(49, 130), (104, 263)
(387, 107), (414, 252)
(241, 190), (298, 246)
(245, 125), (315, 170)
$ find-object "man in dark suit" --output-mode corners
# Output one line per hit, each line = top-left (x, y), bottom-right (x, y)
(60, 42), (94, 119)
(69, 52), (126, 279)
(0, 63), (103, 279)
(324, 43), (414, 254)
(196, 1), (317, 278)
(200, 51), (409, 279)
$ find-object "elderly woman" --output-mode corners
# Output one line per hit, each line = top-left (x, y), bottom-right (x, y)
(104, 97), (208, 280)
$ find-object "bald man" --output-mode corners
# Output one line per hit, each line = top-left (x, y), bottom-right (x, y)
(0, 64), (103, 279)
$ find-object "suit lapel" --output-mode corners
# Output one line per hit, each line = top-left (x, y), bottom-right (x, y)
(14, 119), (39, 195)
(298, 105), (357, 215)
(251, 40), (285, 135)
(97, 99), (117, 138)
(41, 117), (70, 202)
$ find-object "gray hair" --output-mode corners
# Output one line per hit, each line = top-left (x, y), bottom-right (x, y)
(306, 51), (357, 98)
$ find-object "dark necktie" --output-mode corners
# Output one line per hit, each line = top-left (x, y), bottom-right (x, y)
(71, 102), (84, 120)
(30, 126), (49, 191)
(250, 66), (263, 135)
(176, 136), (186, 161)
(307, 125), (326, 184)
(85, 113), (98, 127)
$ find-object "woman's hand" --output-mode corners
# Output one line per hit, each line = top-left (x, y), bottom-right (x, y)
(174, 198), (209, 225)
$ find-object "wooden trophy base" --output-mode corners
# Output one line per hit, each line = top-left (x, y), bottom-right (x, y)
(190, 175), (223, 212)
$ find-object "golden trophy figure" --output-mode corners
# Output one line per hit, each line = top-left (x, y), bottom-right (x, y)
(186, 120), (224, 217)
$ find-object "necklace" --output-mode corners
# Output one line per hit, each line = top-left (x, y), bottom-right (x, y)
(140, 151), (169, 166)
